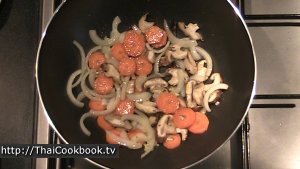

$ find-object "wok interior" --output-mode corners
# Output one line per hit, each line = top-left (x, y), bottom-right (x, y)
(37, 0), (255, 168)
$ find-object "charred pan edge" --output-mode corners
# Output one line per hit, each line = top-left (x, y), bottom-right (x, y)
(35, 0), (110, 168)
(185, 0), (257, 168)
(35, 0), (257, 168)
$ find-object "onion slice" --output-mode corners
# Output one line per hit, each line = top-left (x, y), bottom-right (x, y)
(203, 83), (229, 112)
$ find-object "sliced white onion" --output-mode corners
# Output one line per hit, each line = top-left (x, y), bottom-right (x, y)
(195, 47), (213, 78)
(127, 92), (151, 102)
(121, 113), (156, 158)
(164, 20), (197, 48)
(66, 69), (84, 107)
(203, 83), (228, 112)
(146, 41), (170, 54)
(105, 130), (143, 149)
(89, 83), (121, 116)
(138, 13), (154, 33)
(72, 41), (86, 87)
(79, 112), (94, 136)
(135, 76), (147, 92)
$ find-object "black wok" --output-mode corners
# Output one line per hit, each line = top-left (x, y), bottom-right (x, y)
(36, 0), (256, 168)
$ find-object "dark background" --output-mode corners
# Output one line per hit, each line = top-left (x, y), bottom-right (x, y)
(0, 0), (40, 168)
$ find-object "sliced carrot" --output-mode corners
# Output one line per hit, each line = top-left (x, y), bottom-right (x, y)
(163, 134), (181, 149)
(111, 43), (128, 61)
(97, 115), (114, 131)
(94, 74), (114, 95)
(106, 128), (124, 144)
(114, 99), (135, 116)
(128, 129), (145, 144)
(135, 56), (153, 76)
(118, 57), (136, 76)
(88, 51), (106, 70)
(89, 99), (106, 111)
(152, 30), (168, 48)
(145, 26), (164, 44)
(188, 112), (209, 134)
(173, 107), (196, 129)
(156, 92), (180, 114)
(123, 30), (145, 57)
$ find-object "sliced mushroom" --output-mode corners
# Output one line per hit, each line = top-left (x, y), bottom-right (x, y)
(186, 80), (197, 108)
(144, 78), (168, 92)
(157, 115), (175, 138)
(190, 60), (208, 83)
(178, 22), (203, 41)
(193, 83), (205, 106)
(170, 44), (188, 60)
(103, 64), (120, 82)
(135, 101), (159, 114)
(176, 128), (188, 141)
(160, 50), (174, 66)
(184, 52), (197, 74)
(138, 13), (154, 33)
(168, 68), (189, 95)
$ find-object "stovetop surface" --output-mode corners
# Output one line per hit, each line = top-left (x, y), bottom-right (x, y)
(0, 0), (40, 169)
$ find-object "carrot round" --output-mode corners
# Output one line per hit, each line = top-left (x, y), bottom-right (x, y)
(123, 30), (145, 57)
(135, 56), (153, 76)
(145, 26), (164, 44)
(94, 74), (114, 95)
(188, 112), (210, 134)
(89, 99), (106, 111)
(173, 107), (196, 128)
(119, 57), (136, 76)
(114, 99), (135, 116)
(97, 115), (114, 131)
(106, 128), (123, 144)
(163, 134), (181, 149)
(88, 51), (106, 70)
(152, 30), (168, 48)
(111, 43), (128, 61)
(156, 92), (180, 114)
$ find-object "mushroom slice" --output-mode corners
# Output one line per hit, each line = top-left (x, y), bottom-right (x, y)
(193, 83), (205, 106)
(144, 78), (168, 92)
(178, 22), (203, 41)
(135, 101), (159, 114)
(184, 52), (197, 74)
(168, 69), (189, 95)
(138, 13), (154, 33)
(176, 128), (188, 141)
(103, 64), (120, 82)
(186, 80), (197, 108)
(170, 44), (188, 60)
(203, 83), (229, 112)
(160, 50), (174, 66)
(190, 60), (208, 83)
(157, 115), (174, 138)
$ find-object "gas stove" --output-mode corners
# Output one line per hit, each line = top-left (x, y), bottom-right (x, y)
(35, 0), (300, 169)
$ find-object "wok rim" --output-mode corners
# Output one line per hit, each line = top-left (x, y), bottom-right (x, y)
(35, 0), (257, 168)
